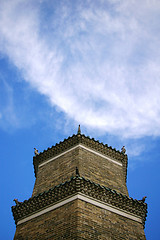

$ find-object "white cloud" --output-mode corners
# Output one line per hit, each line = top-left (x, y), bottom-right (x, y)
(0, 0), (160, 138)
(0, 76), (20, 129)
(126, 142), (146, 158)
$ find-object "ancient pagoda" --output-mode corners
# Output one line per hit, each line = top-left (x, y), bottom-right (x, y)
(12, 126), (147, 239)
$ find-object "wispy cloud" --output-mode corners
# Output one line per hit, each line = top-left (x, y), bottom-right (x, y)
(0, 75), (19, 130)
(0, 0), (160, 138)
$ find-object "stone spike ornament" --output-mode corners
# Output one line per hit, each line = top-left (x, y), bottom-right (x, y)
(121, 145), (126, 154)
(34, 148), (39, 156)
(141, 196), (147, 203)
(77, 124), (81, 134)
(13, 199), (21, 206)
(76, 167), (80, 176)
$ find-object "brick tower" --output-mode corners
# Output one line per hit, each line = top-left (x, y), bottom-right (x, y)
(12, 126), (147, 239)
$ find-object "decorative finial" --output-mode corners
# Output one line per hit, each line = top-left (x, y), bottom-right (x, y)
(76, 167), (80, 176)
(13, 199), (21, 205)
(121, 146), (126, 154)
(34, 148), (39, 156)
(141, 196), (147, 203)
(77, 124), (81, 134)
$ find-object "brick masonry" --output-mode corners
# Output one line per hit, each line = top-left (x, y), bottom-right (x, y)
(12, 133), (147, 239)
(14, 200), (78, 240)
(13, 199), (146, 240)
(77, 199), (146, 240)
(32, 146), (128, 197)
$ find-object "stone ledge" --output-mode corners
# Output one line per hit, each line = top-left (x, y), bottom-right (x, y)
(16, 193), (142, 225)
(12, 175), (147, 227)
(39, 144), (123, 168)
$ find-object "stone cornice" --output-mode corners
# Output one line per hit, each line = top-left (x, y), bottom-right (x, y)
(39, 144), (123, 167)
(16, 193), (143, 226)
(12, 175), (147, 228)
(33, 134), (128, 179)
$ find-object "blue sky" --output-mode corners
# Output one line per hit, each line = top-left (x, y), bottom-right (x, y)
(0, 0), (160, 239)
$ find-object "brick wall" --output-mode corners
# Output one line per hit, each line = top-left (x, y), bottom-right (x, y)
(14, 199), (146, 240)
(79, 147), (128, 195)
(32, 147), (79, 196)
(77, 199), (146, 240)
(32, 146), (128, 197)
(14, 200), (78, 240)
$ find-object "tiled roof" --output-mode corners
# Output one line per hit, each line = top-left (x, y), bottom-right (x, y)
(12, 174), (147, 228)
(33, 133), (128, 179)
